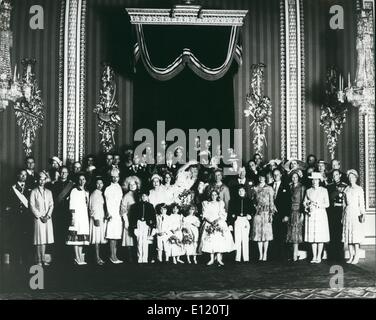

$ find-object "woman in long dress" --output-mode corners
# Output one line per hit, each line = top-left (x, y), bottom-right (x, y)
(303, 172), (330, 263)
(89, 177), (107, 265)
(200, 190), (235, 266)
(251, 172), (276, 261)
(121, 176), (141, 262)
(286, 170), (306, 261)
(162, 171), (176, 205)
(342, 169), (365, 264)
(29, 171), (54, 266)
(66, 173), (90, 265)
(105, 168), (123, 264)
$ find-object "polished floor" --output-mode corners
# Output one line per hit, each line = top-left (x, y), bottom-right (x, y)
(0, 246), (375, 300)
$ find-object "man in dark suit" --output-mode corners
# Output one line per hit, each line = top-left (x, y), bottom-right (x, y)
(327, 169), (347, 261)
(270, 168), (291, 261)
(228, 166), (254, 199)
(5, 170), (33, 265)
(24, 156), (38, 191)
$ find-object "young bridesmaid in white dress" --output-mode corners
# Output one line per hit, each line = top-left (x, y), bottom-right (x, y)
(182, 205), (201, 264)
(168, 203), (185, 264)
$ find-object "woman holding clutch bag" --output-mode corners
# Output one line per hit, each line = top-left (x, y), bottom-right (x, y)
(89, 177), (107, 265)
(342, 169), (365, 264)
(303, 172), (330, 263)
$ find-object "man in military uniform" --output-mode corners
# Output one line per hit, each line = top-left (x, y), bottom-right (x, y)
(327, 169), (347, 261)
(5, 170), (33, 265)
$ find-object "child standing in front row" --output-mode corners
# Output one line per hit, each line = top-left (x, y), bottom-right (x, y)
(155, 203), (171, 263)
(182, 205), (201, 264)
(168, 203), (185, 264)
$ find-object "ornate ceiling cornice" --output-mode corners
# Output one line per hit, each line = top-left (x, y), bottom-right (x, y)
(126, 5), (248, 26)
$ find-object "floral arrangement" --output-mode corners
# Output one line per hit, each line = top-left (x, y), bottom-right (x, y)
(177, 189), (195, 213)
(168, 234), (182, 246)
(320, 67), (348, 159)
(94, 63), (121, 153)
(244, 63), (272, 155)
(181, 228), (194, 245)
(205, 221), (224, 236)
(13, 59), (45, 156)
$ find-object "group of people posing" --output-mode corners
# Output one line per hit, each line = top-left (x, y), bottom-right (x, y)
(3, 144), (366, 267)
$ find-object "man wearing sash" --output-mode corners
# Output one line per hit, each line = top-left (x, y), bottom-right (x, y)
(52, 166), (74, 263)
(5, 170), (32, 265)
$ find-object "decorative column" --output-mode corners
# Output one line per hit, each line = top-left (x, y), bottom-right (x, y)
(58, 0), (86, 164)
(280, 0), (305, 161)
(358, 0), (376, 244)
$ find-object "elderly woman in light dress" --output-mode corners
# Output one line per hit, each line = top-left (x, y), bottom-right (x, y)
(342, 169), (365, 265)
(121, 175), (141, 263)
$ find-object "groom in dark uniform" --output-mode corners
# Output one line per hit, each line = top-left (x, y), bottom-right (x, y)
(270, 168), (291, 261)
(5, 170), (33, 265)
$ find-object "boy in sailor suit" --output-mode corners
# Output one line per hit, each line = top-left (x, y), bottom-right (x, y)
(129, 190), (156, 263)
(155, 203), (172, 262)
(229, 186), (255, 262)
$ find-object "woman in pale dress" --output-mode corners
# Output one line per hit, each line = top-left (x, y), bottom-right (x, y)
(182, 205), (201, 264)
(342, 169), (365, 265)
(162, 171), (176, 205)
(168, 203), (185, 264)
(286, 170), (306, 261)
(200, 190), (235, 266)
(303, 172), (330, 263)
(89, 178), (106, 265)
(66, 173), (90, 265)
(121, 176), (141, 263)
(29, 171), (54, 266)
(105, 168), (123, 264)
(251, 171), (276, 261)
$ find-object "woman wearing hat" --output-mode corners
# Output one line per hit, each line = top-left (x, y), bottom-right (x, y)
(342, 169), (365, 264)
(149, 174), (168, 208)
(29, 171), (54, 266)
(89, 177), (107, 265)
(303, 172), (330, 263)
(120, 176), (141, 262)
(66, 173), (90, 265)
(251, 170), (276, 261)
(104, 168), (123, 264)
(286, 170), (306, 261)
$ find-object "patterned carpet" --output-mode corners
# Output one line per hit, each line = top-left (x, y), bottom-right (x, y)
(1, 287), (376, 299)
(1, 257), (375, 300)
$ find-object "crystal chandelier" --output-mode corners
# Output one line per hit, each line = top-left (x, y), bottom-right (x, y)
(337, 2), (375, 115)
(0, 0), (22, 112)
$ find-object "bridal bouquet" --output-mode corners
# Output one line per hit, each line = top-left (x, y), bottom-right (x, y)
(177, 189), (195, 213)
(181, 228), (194, 245)
(168, 234), (182, 246)
(205, 221), (224, 236)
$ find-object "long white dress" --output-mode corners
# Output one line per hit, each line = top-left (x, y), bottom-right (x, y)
(104, 183), (123, 240)
(89, 190), (107, 244)
(182, 215), (201, 256)
(162, 184), (177, 205)
(200, 200), (235, 253)
(342, 185), (365, 244)
(168, 213), (185, 257)
(29, 187), (54, 245)
(304, 186), (330, 243)
(121, 191), (136, 246)
(67, 187), (90, 245)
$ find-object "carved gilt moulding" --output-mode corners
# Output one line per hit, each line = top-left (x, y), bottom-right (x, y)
(126, 5), (248, 26)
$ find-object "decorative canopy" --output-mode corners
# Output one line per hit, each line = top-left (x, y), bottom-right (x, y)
(126, 5), (248, 81)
